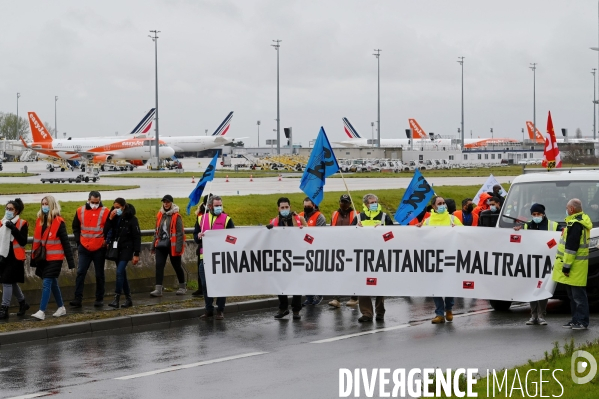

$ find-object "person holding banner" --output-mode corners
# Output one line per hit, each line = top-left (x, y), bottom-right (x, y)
(452, 198), (478, 227)
(329, 194), (358, 308)
(352, 194), (393, 323)
(513, 203), (561, 326)
(197, 195), (235, 320)
(417, 196), (462, 324)
(192, 194), (209, 297)
(268, 197), (307, 320)
(299, 198), (326, 306)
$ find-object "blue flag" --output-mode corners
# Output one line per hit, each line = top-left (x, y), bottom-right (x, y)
(394, 169), (434, 225)
(299, 127), (339, 205)
(187, 151), (219, 214)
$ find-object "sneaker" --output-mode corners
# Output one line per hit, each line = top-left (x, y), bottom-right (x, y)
(571, 323), (588, 330)
(358, 316), (373, 323)
(292, 311), (301, 320)
(432, 315), (445, 324)
(375, 314), (384, 321)
(328, 299), (341, 308)
(562, 321), (574, 329)
(53, 306), (67, 317)
(445, 311), (454, 322)
(312, 296), (323, 305)
(526, 317), (538, 325)
(345, 298), (359, 307)
(176, 283), (187, 295)
(274, 309), (289, 319)
(538, 318), (548, 326)
(69, 298), (82, 308)
(93, 300), (104, 308)
(31, 310), (45, 321)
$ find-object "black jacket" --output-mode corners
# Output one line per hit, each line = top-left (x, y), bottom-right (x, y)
(193, 212), (235, 255)
(478, 209), (500, 227)
(0, 218), (29, 284)
(34, 217), (75, 279)
(72, 201), (106, 246)
(103, 204), (141, 262)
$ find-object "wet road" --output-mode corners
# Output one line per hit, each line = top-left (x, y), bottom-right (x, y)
(1, 160), (515, 203)
(1, 298), (596, 399)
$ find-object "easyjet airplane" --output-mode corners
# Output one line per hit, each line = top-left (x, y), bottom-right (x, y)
(23, 111), (175, 164)
(525, 121), (593, 144)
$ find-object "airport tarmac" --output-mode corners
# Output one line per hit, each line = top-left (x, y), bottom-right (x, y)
(0, 159), (515, 203)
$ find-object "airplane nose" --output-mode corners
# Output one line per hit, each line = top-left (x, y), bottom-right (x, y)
(164, 146), (175, 158)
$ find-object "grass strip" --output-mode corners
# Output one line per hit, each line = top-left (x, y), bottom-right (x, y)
(0, 184), (139, 195)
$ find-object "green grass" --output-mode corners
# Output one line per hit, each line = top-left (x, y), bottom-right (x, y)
(106, 171), (295, 178)
(0, 173), (38, 177)
(335, 165), (522, 178)
(16, 185), (494, 229)
(0, 184), (140, 195)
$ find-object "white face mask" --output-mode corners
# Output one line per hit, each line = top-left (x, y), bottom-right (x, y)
(89, 203), (99, 210)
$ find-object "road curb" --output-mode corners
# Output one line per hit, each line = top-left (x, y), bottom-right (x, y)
(0, 297), (279, 347)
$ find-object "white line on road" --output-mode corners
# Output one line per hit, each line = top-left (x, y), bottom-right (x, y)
(115, 352), (268, 380)
(5, 392), (54, 399)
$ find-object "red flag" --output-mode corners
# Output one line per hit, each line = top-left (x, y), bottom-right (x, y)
(541, 111), (562, 169)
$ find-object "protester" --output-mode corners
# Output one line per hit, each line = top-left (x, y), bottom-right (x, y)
(478, 196), (502, 227)
(445, 198), (457, 214)
(329, 194), (358, 308)
(196, 195), (235, 320)
(299, 197), (326, 306)
(552, 199), (592, 330)
(408, 207), (430, 226)
(104, 198), (141, 309)
(151, 195), (186, 297)
(514, 203), (561, 326)
(267, 197), (307, 320)
(487, 184), (505, 206)
(418, 195), (463, 324)
(472, 192), (492, 219)
(0, 199), (29, 319)
(351, 194), (393, 323)
(70, 191), (109, 308)
(452, 198), (478, 226)
(192, 194), (209, 297)
(31, 196), (76, 320)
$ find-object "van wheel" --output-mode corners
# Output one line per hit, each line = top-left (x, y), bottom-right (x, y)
(489, 300), (512, 311)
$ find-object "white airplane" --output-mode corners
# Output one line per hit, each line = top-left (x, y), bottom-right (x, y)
(135, 111), (245, 152)
(23, 111), (175, 164)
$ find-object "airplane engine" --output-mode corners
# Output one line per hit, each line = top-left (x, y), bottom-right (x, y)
(127, 160), (147, 166)
(92, 154), (112, 163)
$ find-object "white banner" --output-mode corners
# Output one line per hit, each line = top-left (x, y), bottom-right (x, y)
(472, 174), (507, 204)
(203, 226), (560, 302)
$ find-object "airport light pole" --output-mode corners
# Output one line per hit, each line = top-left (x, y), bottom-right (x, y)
(371, 122), (375, 147)
(272, 40), (282, 155)
(530, 63), (537, 139)
(16, 93), (20, 139)
(257, 120), (261, 147)
(458, 57), (465, 147)
(205, 129), (208, 136)
(149, 30), (161, 164)
(54, 96), (58, 139)
(373, 49), (381, 147)
(593, 69), (597, 140)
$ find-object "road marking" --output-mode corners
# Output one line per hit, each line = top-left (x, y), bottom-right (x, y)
(115, 352), (268, 380)
(6, 392), (53, 399)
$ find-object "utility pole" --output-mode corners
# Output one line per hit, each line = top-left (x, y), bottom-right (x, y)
(54, 96), (58, 139)
(272, 40), (282, 155)
(458, 57), (465, 147)
(593, 69), (597, 140)
(257, 120), (261, 147)
(530, 63), (537, 138)
(149, 30), (161, 165)
(373, 49), (382, 147)
(16, 93), (20, 139)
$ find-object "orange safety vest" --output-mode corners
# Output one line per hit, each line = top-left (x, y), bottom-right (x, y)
(0, 219), (27, 261)
(77, 205), (108, 251)
(270, 215), (302, 227)
(331, 210), (355, 226)
(299, 211), (322, 226)
(155, 211), (186, 256)
(32, 216), (65, 261)
(409, 212), (430, 226)
(453, 210), (479, 227)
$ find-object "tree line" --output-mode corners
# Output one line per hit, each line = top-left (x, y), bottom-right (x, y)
(0, 112), (54, 141)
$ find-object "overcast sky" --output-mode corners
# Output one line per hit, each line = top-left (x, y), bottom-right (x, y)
(2, 0), (599, 145)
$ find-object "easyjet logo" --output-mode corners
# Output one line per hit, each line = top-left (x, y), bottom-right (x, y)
(122, 141), (143, 146)
(409, 119), (425, 138)
(30, 114), (48, 139)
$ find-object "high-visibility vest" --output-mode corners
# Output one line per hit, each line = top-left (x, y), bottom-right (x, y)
(299, 211), (323, 226)
(552, 212), (592, 287)
(452, 211), (478, 227)
(423, 212), (462, 226)
(155, 211), (185, 256)
(360, 211), (388, 226)
(32, 216), (65, 261)
(198, 213), (231, 259)
(0, 219), (27, 260)
(270, 215), (302, 227)
(77, 205), (108, 251)
(331, 210), (355, 226)
(524, 219), (559, 231)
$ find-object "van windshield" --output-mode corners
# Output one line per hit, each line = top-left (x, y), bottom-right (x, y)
(498, 180), (599, 228)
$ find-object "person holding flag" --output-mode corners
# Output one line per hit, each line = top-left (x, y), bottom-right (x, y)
(299, 127), (339, 206)
(187, 151), (219, 215)
(542, 111), (562, 170)
(394, 170), (435, 226)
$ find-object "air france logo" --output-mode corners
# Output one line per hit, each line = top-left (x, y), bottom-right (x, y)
(30, 115), (48, 139)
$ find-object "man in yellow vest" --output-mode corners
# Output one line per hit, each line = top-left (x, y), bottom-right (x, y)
(299, 197), (326, 306)
(514, 203), (561, 326)
(552, 199), (592, 330)
(418, 196), (463, 324)
(351, 193), (393, 323)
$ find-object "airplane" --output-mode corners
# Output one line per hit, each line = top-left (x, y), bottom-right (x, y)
(525, 121), (595, 144)
(23, 111), (175, 165)
(136, 111), (245, 152)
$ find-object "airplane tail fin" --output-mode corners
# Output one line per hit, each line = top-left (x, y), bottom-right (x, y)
(526, 121), (544, 143)
(211, 111), (234, 136)
(28, 112), (53, 143)
(130, 108), (156, 134)
(408, 119), (428, 139)
(342, 118), (362, 138)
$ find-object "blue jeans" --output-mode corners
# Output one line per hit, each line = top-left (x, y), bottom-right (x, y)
(434, 297), (454, 316)
(40, 278), (64, 312)
(199, 260), (226, 312)
(114, 260), (131, 296)
(74, 246), (106, 300)
(565, 285), (590, 327)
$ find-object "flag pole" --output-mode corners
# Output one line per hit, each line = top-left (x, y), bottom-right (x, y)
(336, 167), (360, 222)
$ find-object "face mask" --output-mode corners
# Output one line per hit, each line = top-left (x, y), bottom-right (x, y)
(339, 203), (350, 211)
(490, 205), (497, 212)
(304, 206), (314, 214)
(532, 216), (543, 224)
(280, 209), (290, 217)
(115, 208), (123, 216)
(213, 206), (223, 216)
(566, 209), (570, 217)
(369, 203), (378, 212)
(436, 205), (447, 214)
(42, 205), (50, 214)
(5, 211), (14, 220)
(89, 203), (99, 210)
(464, 204), (473, 213)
